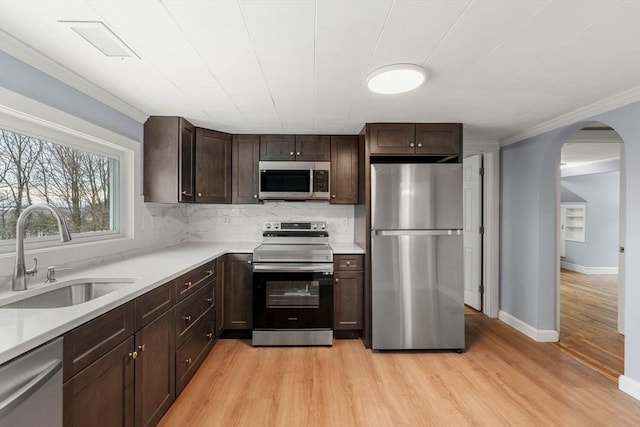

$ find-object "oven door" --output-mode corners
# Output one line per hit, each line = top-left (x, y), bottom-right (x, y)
(253, 264), (333, 330)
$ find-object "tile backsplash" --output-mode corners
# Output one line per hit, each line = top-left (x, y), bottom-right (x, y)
(186, 202), (355, 243)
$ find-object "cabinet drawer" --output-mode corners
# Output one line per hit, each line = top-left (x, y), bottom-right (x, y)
(63, 302), (135, 381)
(176, 261), (216, 302)
(175, 308), (215, 395)
(135, 281), (175, 330)
(175, 281), (214, 346)
(334, 255), (363, 271)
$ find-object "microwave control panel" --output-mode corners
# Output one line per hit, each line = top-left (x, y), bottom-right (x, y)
(313, 170), (329, 192)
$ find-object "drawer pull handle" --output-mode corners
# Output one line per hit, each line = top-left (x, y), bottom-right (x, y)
(185, 358), (192, 365)
(346, 261), (351, 265)
(184, 281), (192, 289)
(183, 315), (192, 323)
(206, 297), (213, 304)
(181, 191), (192, 197)
(206, 269), (213, 276)
(137, 344), (145, 352)
(205, 332), (213, 340)
(128, 351), (138, 360)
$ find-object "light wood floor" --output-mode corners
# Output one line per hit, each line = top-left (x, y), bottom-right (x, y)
(159, 316), (640, 426)
(552, 269), (624, 382)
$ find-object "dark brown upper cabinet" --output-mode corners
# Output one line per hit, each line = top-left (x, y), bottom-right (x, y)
(144, 116), (195, 203)
(295, 135), (330, 161)
(415, 123), (462, 155)
(143, 117), (232, 204)
(259, 135), (295, 160)
(259, 134), (330, 161)
(330, 136), (359, 204)
(232, 135), (260, 204)
(368, 123), (462, 158)
(367, 123), (415, 155)
(194, 128), (232, 204)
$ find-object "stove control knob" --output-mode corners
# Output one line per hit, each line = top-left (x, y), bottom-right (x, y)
(274, 223), (280, 229)
(265, 223), (271, 230)
(312, 224), (318, 230)
(320, 224), (326, 229)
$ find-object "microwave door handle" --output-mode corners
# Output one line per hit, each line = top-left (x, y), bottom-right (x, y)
(309, 169), (314, 197)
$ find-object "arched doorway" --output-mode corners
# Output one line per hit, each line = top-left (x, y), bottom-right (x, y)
(554, 122), (625, 381)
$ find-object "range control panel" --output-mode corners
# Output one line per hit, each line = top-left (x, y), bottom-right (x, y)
(262, 221), (328, 231)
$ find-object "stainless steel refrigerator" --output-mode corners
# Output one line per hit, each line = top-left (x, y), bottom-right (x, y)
(371, 163), (464, 350)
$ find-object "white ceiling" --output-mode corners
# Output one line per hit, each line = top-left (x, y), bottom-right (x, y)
(0, 0), (639, 139)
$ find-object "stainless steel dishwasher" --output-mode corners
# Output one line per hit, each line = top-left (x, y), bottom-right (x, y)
(0, 337), (63, 427)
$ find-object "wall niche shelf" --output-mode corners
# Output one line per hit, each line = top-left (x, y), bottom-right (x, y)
(562, 204), (586, 242)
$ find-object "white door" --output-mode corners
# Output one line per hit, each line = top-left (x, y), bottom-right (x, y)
(463, 154), (482, 310)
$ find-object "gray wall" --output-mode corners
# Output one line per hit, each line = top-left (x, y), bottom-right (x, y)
(562, 172), (619, 268)
(0, 50), (143, 142)
(500, 100), (640, 383)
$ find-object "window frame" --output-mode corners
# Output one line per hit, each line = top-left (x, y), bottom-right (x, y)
(0, 89), (138, 256)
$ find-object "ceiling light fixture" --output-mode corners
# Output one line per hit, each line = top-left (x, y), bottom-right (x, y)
(59, 20), (140, 59)
(366, 64), (427, 94)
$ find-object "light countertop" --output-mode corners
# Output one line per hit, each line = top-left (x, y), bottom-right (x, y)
(0, 241), (363, 365)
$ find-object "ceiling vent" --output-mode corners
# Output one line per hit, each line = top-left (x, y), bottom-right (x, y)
(60, 20), (140, 59)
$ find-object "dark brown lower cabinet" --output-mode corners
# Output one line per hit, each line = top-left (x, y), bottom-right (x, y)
(333, 271), (364, 330)
(224, 254), (253, 330)
(175, 308), (215, 395)
(215, 256), (226, 339)
(63, 337), (135, 427)
(134, 309), (175, 427)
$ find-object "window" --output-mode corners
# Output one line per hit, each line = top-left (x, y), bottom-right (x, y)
(0, 127), (119, 242)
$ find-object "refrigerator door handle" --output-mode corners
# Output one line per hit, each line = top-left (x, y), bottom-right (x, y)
(372, 229), (462, 237)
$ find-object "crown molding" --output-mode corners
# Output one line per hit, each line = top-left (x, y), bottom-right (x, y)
(500, 87), (640, 147)
(0, 28), (148, 123)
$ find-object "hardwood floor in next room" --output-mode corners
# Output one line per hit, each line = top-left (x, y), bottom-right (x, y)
(159, 315), (640, 427)
(552, 269), (624, 382)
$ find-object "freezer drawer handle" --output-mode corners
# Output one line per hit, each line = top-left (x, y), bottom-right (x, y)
(0, 359), (61, 418)
(372, 229), (462, 236)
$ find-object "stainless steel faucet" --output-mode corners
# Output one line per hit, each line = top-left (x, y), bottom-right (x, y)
(13, 204), (72, 291)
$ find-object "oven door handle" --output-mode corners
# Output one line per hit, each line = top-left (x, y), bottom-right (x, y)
(252, 263), (334, 274)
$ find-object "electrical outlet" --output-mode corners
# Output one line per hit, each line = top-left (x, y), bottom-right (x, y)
(222, 215), (230, 225)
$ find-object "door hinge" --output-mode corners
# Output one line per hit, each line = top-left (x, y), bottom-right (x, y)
(479, 284), (485, 293)
(479, 226), (484, 234)
(479, 167), (485, 176)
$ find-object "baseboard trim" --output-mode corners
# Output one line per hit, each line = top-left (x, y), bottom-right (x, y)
(560, 261), (618, 275)
(620, 375), (640, 401)
(498, 310), (559, 342)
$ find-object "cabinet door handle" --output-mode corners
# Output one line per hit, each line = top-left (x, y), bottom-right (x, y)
(417, 143), (423, 148)
(205, 297), (213, 304)
(409, 143), (415, 148)
(184, 281), (192, 289)
(206, 269), (213, 276)
(137, 344), (145, 352)
(253, 194), (258, 198)
(296, 151), (301, 156)
(332, 195), (336, 199)
(184, 358), (192, 365)
(128, 351), (138, 360)
(183, 315), (192, 323)
(197, 192), (202, 197)
(289, 151), (294, 156)
(181, 191), (192, 196)
(205, 332), (213, 340)
(247, 260), (252, 264)
(335, 278), (340, 283)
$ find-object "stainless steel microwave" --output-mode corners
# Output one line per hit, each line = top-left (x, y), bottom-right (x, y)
(259, 161), (330, 200)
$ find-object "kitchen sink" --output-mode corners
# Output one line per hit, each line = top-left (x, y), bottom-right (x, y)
(0, 278), (138, 309)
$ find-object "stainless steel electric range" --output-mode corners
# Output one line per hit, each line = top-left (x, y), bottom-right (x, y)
(252, 221), (333, 346)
